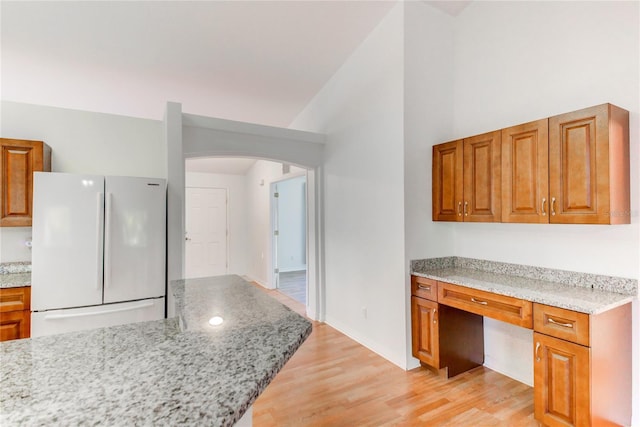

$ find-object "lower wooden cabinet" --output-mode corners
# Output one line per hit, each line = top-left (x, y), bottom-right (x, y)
(533, 332), (590, 427)
(533, 302), (631, 427)
(0, 286), (31, 341)
(411, 279), (484, 378)
(411, 296), (439, 368)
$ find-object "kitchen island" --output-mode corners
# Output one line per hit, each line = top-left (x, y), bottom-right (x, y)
(0, 275), (312, 426)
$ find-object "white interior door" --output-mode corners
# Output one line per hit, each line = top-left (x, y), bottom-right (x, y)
(185, 187), (228, 278)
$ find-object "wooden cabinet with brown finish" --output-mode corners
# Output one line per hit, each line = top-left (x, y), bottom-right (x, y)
(533, 303), (631, 426)
(0, 138), (52, 227)
(410, 276), (484, 378)
(0, 286), (31, 341)
(501, 119), (549, 223)
(548, 104), (630, 224)
(435, 103), (630, 225)
(432, 131), (501, 222)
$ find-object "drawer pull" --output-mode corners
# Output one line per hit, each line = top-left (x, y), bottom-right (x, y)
(433, 308), (437, 324)
(464, 201), (469, 216)
(535, 342), (541, 362)
(551, 197), (556, 216)
(541, 198), (547, 216)
(418, 284), (431, 291)
(457, 202), (462, 216)
(471, 297), (488, 305)
(547, 317), (573, 328)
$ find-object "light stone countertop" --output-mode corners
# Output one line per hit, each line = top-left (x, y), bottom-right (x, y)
(412, 257), (636, 315)
(0, 275), (312, 426)
(0, 262), (31, 289)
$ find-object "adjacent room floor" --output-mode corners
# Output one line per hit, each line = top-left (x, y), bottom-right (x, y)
(252, 284), (536, 426)
(277, 270), (306, 304)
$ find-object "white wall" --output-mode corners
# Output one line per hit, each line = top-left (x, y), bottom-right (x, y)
(0, 100), (165, 263)
(403, 1), (456, 369)
(291, 3), (407, 368)
(244, 160), (290, 287)
(450, 1), (640, 418)
(185, 171), (248, 275)
(277, 175), (306, 272)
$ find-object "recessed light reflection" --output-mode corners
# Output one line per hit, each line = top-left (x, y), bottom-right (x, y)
(208, 316), (224, 326)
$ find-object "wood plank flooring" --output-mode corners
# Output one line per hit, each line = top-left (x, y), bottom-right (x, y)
(252, 285), (538, 426)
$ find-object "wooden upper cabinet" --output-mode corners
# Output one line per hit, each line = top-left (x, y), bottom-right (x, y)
(502, 120), (549, 223)
(432, 140), (463, 221)
(433, 132), (501, 222)
(463, 131), (501, 222)
(548, 104), (630, 224)
(0, 138), (51, 227)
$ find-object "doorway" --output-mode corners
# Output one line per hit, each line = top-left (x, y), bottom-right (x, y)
(185, 187), (228, 278)
(271, 174), (307, 304)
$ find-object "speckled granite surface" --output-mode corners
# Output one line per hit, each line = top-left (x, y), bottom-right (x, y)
(0, 275), (312, 426)
(411, 257), (637, 315)
(0, 262), (31, 289)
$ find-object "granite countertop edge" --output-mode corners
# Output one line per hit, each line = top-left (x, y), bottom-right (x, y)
(411, 267), (635, 315)
(0, 274), (312, 426)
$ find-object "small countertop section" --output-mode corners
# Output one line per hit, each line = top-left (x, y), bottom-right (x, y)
(0, 262), (31, 289)
(0, 275), (312, 426)
(412, 257), (637, 315)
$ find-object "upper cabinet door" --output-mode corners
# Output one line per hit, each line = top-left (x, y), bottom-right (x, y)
(433, 140), (463, 222)
(549, 104), (630, 224)
(0, 138), (51, 227)
(463, 131), (501, 222)
(502, 119), (549, 223)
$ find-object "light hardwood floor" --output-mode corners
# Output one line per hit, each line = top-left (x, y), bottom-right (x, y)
(253, 285), (538, 426)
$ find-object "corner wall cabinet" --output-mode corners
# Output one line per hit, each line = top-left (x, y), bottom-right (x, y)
(410, 275), (632, 426)
(0, 286), (31, 341)
(434, 103), (630, 225)
(0, 138), (52, 227)
(432, 130), (501, 222)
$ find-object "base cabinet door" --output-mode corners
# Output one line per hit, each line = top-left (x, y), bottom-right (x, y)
(534, 332), (590, 427)
(411, 296), (439, 368)
(0, 309), (31, 341)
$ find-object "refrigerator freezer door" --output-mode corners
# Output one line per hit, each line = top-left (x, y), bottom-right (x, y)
(31, 297), (165, 337)
(103, 176), (166, 304)
(32, 173), (105, 311)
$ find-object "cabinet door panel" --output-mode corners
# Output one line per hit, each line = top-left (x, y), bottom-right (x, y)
(534, 332), (590, 427)
(0, 309), (30, 341)
(463, 131), (501, 222)
(548, 104), (630, 224)
(411, 296), (439, 368)
(502, 119), (549, 223)
(433, 140), (463, 221)
(0, 139), (45, 227)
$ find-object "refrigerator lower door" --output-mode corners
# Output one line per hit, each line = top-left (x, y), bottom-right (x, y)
(32, 172), (105, 311)
(103, 176), (166, 304)
(31, 297), (165, 338)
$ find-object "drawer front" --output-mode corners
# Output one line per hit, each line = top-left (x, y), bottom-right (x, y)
(411, 276), (438, 301)
(438, 282), (533, 328)
(533, 303), (589, 346)
(0, 286), (31, 313)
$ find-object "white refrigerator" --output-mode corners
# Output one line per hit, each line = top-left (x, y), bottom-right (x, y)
(31, 172), (166, 337)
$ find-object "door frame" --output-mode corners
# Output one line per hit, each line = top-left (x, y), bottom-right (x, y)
(184, 186), (229, 279)
(165, 103), (326, 322)
(269, 170), (307, 292)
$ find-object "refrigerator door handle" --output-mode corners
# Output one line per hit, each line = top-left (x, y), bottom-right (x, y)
(96, 192), (105, 290)
(104, 192), (112, 289)
(42, 301), (155, 320)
